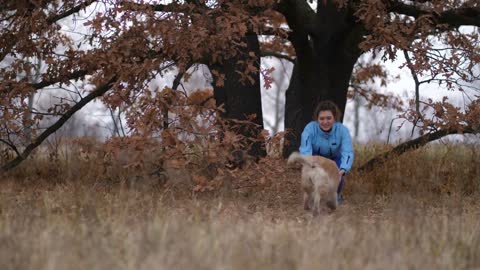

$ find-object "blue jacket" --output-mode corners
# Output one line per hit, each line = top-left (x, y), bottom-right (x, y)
(299, 121), (354, 172)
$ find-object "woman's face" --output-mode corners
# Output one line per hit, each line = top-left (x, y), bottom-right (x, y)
(317, 110), (335, 131)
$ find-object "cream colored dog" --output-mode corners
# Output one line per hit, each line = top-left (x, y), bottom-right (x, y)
(288, 152), (341, 216)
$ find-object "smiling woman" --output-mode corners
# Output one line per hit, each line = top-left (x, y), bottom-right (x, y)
(299, 100), (354, 204)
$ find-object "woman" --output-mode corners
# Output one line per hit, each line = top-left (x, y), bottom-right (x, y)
(299, 100), (354, 204)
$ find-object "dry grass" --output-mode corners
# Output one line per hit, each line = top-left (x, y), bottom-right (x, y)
(1, 142), (480, 270)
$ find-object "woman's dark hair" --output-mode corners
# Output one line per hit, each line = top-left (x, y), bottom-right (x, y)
(313, 100), (341, 121)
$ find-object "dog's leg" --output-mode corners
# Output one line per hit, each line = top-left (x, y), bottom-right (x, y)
(303, 192), (311, 210)
(312, 189), (321, 216)
(302, 176), (314, 211)
(308, 194), (314, 210)
(326, 192), (338, 211)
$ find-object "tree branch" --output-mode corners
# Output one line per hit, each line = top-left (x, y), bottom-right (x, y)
(0, 1), (98, 63)
(260, 50), (295, 62)
(0, 76), (117, 172)
(31, 69), (90, 90)
(275, 0), (317, 35)
(2, 69), (90, 98)
(357, 126), (477, 173)
(403, 49), (423, 135)
(120, 1), (184, 12)
(47, 0), (97, 24)
(388, 1), (480, 27)
(0, 138), (20, 157)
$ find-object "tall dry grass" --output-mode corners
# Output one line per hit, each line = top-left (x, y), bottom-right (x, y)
(350, 143), (480, 198)
(1, 142), (479, 270)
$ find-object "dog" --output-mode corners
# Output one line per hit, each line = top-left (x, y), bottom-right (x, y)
(287, 152), (341, 216)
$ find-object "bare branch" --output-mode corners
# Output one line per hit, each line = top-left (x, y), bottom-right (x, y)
(388, 1), (480, 27)
(1, 76), (117, 172)
(0, 138), (20, 157)
(358, 126), (477, 173)
(261, 50), (295, 63)
(1, 69), (90, 106)
(47, 0), (97, 24)
(120, 1), (184, 12)
(403, 49), (423, 135)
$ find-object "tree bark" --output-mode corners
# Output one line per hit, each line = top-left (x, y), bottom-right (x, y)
(281, 1), (364, 157)
(211, 34), (266, 157)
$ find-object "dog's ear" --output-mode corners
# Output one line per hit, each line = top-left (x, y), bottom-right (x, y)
(287, 151), (301, 165)
(288, 152), (313, 168)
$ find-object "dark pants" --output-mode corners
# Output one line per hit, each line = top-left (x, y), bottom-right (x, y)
(334, 158), (345, 202)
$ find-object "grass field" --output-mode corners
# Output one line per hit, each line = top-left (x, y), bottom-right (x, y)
(1, 143), (479, 270)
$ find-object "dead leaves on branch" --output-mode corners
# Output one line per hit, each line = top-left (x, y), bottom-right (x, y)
(82, 82), (281, 194)
(401, 31), (480, 87)
(399, 97), (480, 135)
(465, 99), (480, 131)
(0, 0), (276, 156)
(352, 0), (479, 136)
(83, 126), (283, 195)
(349, 59), (404, 111)
(356, 0), (479, 95)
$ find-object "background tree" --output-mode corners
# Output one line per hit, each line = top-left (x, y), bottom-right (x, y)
(0, 0), (276, 171)
(1, 0), (479, 172)
(275, 0), (480, 156)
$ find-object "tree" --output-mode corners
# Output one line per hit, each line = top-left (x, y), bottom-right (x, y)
(0, 0), (277, 171)
(276, 0), (480, 156)
(1, 0), (479, 172)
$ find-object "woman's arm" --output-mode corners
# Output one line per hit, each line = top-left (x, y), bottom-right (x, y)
(339, 125), (354, 172)
(299, 124), (313, 155)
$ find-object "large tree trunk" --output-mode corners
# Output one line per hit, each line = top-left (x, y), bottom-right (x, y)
(211, 34), (266, 157)
(281, 0), (364, 157)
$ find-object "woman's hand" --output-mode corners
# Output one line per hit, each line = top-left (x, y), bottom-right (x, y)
(339, 169), (346, 177)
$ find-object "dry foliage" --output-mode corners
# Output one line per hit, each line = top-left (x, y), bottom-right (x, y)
(1, 0), (479, 171)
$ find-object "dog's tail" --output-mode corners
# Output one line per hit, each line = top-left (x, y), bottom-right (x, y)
(287, 152), (313, 167)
